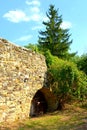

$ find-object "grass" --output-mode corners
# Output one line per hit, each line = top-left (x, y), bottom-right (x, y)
(0, 101), (87, 130)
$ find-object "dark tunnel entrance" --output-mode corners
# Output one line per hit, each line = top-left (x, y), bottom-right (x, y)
(30, 90), (48, 117)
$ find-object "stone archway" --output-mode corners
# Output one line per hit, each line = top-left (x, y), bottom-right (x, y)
(29, 90), (48, 117)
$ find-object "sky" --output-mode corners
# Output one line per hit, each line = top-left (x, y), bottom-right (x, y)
(0, 0), (87, 56)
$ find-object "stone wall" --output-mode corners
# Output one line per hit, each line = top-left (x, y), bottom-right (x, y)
(0, 38), (47, 122)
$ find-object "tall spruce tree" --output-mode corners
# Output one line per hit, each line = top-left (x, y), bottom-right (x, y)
(38, 5), (75, 59)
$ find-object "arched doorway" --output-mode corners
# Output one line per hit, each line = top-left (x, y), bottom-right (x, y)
(30, 90), (48, 117)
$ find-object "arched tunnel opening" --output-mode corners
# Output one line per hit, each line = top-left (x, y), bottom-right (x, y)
(30, 90), (48, 117)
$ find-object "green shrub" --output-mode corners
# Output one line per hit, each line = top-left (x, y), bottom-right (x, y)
(24, 43), (39, 53)
(46, 51), (87, 109)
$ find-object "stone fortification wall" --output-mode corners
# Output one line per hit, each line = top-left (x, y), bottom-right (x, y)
(0, 38), (47, 122)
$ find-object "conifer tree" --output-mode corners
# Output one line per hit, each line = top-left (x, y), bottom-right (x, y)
(38, 5), (75, 59)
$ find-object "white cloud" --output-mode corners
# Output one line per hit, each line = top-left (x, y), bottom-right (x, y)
(3, 9), (41, 23)
(30, 7), (40, 13)
(60, 21), (72, 29)
(31, 14), (41, 21)
(15, 35), (32, 42)
(3, 0), (42, 23)
(3, 10), (29, 23)
(32, 25), (43, 30)
(3, 0), (47, 24)
(26, 0), (40, 6)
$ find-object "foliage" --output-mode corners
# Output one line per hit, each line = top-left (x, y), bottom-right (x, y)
(38, 4), (76, 59)
(70, 54), (87, 75)
(24, 43), (39, 53)
(46, 51), (87, 109)
(43, 50), (59, 67)
(74, 71), (87, 100)
(70, 55), (80, 62)
(76, 54), (87, 75)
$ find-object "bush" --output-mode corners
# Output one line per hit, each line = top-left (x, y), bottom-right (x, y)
(77, 54), (87, 75)
(24, 43), (39, 53)
(46, 51), (87, 109)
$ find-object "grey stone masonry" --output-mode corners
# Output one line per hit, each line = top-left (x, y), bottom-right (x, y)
(0, 38), (47, 122)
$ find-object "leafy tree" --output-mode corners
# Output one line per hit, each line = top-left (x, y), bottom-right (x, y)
(76, 54), (87, 75)
(38, 5), (76, 59)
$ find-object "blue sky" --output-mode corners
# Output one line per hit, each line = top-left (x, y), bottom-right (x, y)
(0, 0), (87, 55)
